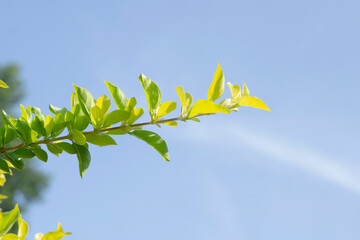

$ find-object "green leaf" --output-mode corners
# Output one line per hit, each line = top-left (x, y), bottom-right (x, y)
(0, 158), (10, 173)
(0, 205), (20, 237)
(73, 84), (95, 120)
(95, 95), (111, 114)
(72, 129), (86, 145)
(0, 80), (9, 88)
(2, 127), (15, 145)
(44, 115), (55, 137)
(129, 130), (170, 161)
(46, 144), (63, 157)
(105, 81), (127, 110)
(127, 108), (144, 125)
(103, 110), (130, 128)
(90, 106), (102, 127)
(30, 146), (48, 162)
(11, 148), (35, 158)
(188, 99), (231, 118)
(73, 115), (89, 131)
(4, 154), (24, 170)
(1, 233), (18, 240)
(74, 143), (91, 178)
(234, 96), (271, 111)
(105, 129), (128, 135)
(227, 82), (241, 103)
(20, 104), (32, 123)
(124, 97), (137, 112)
(207, 63), (225, 102)
(49, 104), (69, 116)
(36, 223), (71, 240)
(31, 116), (46, 136)
(85, 134), (117, 147)
(27, 106), (45, 121)
(55, 142), (77, 154)
(138, 73), (161, 119)
(157, 101), (177, 118)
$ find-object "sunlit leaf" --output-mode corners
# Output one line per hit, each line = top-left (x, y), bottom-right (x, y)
(129, 130), (170, 161)
(86, 134), (117, 147)
(36, 223), (71, 240)
(105, 81), (127, 110)
(103, 110), (130, 128)
(127, 108), (144, 125)
(0, 80), (9, 88)
(242, 82), (249, 97)
(17, 217), (28, 240)
(188, 99), (231, 118)
(49, 104), (69, 116)
(72, 129), (86, 145)
(0, 205), (20, 237)
(175, 86), (193, 117)
(207, 63), (225, 102)
(161, 121), (178, 127)
(227, 82), (241, 102)
(157, 101), (177, 118)
(46, 144), (63, 157)
(73, 84), (95, 120)
(139, 73), (161, 119)
(234, 96), (271, 111)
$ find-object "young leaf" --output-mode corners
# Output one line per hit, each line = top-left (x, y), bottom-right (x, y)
(73, 115), (90, 131)
(227, 82), (241, 103)
(219, 98), (232, 109)
(73, 84), (95, 120)
(175, 86), (193, 117)
(105, 129), (128, 135)
(103, 110), (130, 128)
(242, 82), (250, 97)
(207, 63), (225, 102)
(74, 143), (91, 178)
(17, 217), (29, 240)
(157, 101), (177, 118)
(72, 129), (86, 145)
(138, 73), (161, 118)
(31, 116), (46, 137)
(234, 96), (271, 111)
(20, 104), (32, 123)
(0, 205), (20, 237)
(35, 222), (71, 240)
(129, 130), (170, 161)
(85, 134), (117, 147)
(188, 99), (231, 118)
(44, 115), (55, 137)
(161, 121), (178, 127)
(2, 127), (15, 145)
(124, 97), (137, 112)
(105, 81), (127, 110)
(127, 108), (144, 125)
(0, 80), (9, 88)
(49, 104), (69, 116)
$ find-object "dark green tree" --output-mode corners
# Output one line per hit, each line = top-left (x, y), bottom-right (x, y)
(0, 64), (49, 212)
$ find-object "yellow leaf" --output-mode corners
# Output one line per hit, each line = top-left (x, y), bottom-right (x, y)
(0, 80), (9, 88)
(175, 86), (193, 117)
(18, 217), (28, 240)
(207, 63), (225, 102)
(162, 121), (178, 127)
(227, 82), (241, 102)
(157, 101), (176, 118)
(234, 96), (271, 111)
(188, 99), (231, 118)
(242, 82), (250, 97)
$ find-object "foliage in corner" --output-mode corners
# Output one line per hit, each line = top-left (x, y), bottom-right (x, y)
(0, 64), (270, 238)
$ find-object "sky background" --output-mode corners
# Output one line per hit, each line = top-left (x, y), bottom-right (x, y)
(1, 0), (360, 239)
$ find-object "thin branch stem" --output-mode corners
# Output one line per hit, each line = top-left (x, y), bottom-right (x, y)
(0, 117), (182, 153)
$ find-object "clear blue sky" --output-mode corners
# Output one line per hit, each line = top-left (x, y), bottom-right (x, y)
(1, 0), (360, 239)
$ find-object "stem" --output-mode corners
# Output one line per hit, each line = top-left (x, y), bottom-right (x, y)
(0, 117), (182, 153)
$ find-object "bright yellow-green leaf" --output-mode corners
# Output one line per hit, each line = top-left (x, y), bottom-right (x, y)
(73, 115), (89, 131)
(125, 97), (137, 112)
(36, 223), (71, 240)
(0, 173), (6, 187)
(0, 194), (8, 199)
(72, 129), (86, 145)
(207, 63), (225, 102)
(0, 205), (20, 237)
(175, 86), (193, 117)
(90, 105), (102, 127)
(95, 95), (111, 114)
(17, 217), (28, 240)
(1, 233), (18, 240)
(103, 110), (130, 128)
(157, 101), (177, 118)
(0, 80), (9, 88)
(227, 82), (241, 102)
(234, 96), (271, 111)
(105, 81), (127, 110)
(44, 115), (55, 136)
(138, 73), (161, 119)
(127, 108), (144, 125)
(219, 98), (232, 108)
(188, 99), (231, 118)
(161, 121), (178, 127)
(85, 134), (117, 147)
(242, 82), (250, 97)
(73, 84), (95, 120)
